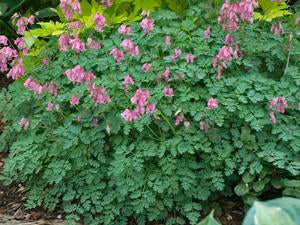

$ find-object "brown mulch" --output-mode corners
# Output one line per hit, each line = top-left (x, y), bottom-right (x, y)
(0, 153), (64, 222)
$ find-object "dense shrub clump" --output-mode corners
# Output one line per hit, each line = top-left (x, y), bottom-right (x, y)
(0, 1), (300, 224)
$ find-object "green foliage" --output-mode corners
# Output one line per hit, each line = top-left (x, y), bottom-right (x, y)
(1, 3), (300, 225)
(254, 0), (292, 22)
(242, 197), (300, 225)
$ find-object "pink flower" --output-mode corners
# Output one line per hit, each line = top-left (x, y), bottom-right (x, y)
(7, 63), (24, 80)
(60, 0), (81, 20)
(87, 37), (101, 50)
(140, 18), (154, 34)
(120, 39), (139, 56)
(271, 23), (284, 37)
(0, 35), (8, 46)
(165, 35), (171, 47)
(163, 67), (171, 82)
(71, 96), (80, 106)
(269, 112), (276, 124)
(217, 46), (232, 61)
(171, 48), (182, 61)
(121, 39), (134, 51)
(103, 0), (113, 9)
(218, 0), (257, 31)
(46, 80), (58, 96)
(121, 109), (136, 122)
(42, 58), (49, 66)
(19, 117), (29, 130)
(24, 78), (43, 94)
(269, 97), (288, 113)
(28, 15), (35, 24)
(70, 35), (85, 53)
(225, 34), (234, 45)
(296, 17), (300, 25)
(207, 98), (219, 109)
(184, 121), (190, 128)
(88, 83), (110, 106)
(94, 13), (106, 32)
(204, 27), (211, 39)
(142, 63), (152, 72)
(76, 114), (81, 122)
(146, 103), (156, 113)
(123, 75), (134, 92)
(199, 121), (208, 133)
(65, 65), (95, 83)
(163, 87), (173, 97)
(68, 21), (82, 30)
(186, 53), (194, 63)
(118, 24), (131, 35)
(23, 48), (28, 56)
(47, 102), (54, 111)
(110, 48), (124, 64)
(59, 34), (70, 52)
(131, 89), (150, 107)
(16, 17), (28, 34)
(0, 62), (8, 72)
(175, 113), (185, 126)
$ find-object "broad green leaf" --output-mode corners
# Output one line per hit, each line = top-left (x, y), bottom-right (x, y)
(197, 211), (221, 225)
(234, 183), (249, 196)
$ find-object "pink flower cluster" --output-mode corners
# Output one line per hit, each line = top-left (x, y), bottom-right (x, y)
(7, 60), (25, 80)
(207, 98), (219, 109)
(16, 15), (35, 34)
(65, 65), (96, 83)
(70, 96), (80, 106)
(165, 36), (171, 47)
(87, 37), (101, 50)
(19, 118), (29, 130)
(0, 45), (19, 74)
(118, 25), (132, 36)
(121, 89), (156, 122)
(186, 53), (194, 63)
(212, 40), (241, 79)
(45, 80), (58, 96)
(88, 83), (110, 106)
(24, 78), (44, 94)
(218, 0), (258, 31)
(0, 35), (8, 46)
(204, 27), (211, 39)
(271, 23), (284, 37)
(14, 38), (26, 50)
(59, 0), (81, 21)
(142, 63), (152, 72)
(110, 48), (124, 64)
(59, 34), (70, 52)
(162, 67), (171, 82)
(163, 87), (173, 97)
(68, 21), (82, 30)
(102, 0), (113, 9)
(269, 97), (288, 113)
(140, 18), (155, 34)
(123, 75), (134, 92)
(120, 39), (139, 56)
(171, 48), (182, 61)
(94, 13), (106, 32)
(175, 113), (190, 128)
(59, 34), (88, 53)
(70, 35), (85, 53)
